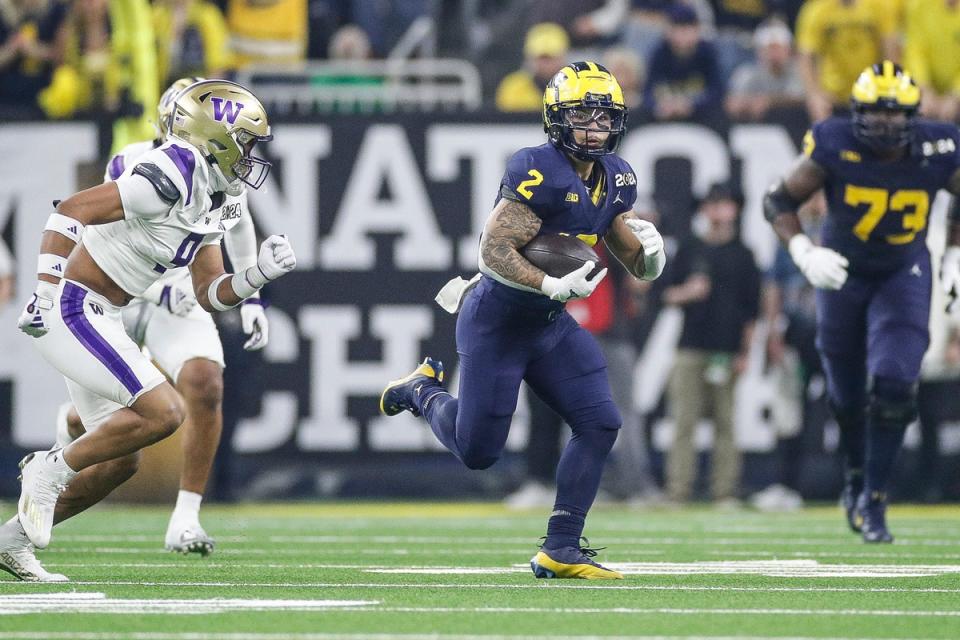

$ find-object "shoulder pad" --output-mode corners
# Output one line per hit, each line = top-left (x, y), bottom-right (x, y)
(133, 163), (181, 205)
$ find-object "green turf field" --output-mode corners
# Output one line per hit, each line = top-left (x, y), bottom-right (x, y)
(0, 501), (958, 639)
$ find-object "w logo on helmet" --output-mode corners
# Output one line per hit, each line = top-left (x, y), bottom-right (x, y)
(211, 97), (244, 124)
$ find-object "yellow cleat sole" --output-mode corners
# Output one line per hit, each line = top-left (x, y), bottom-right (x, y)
(530, 551), (624, 580)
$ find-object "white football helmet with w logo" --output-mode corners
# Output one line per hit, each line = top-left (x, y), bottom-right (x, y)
(168, 79), (273, 191)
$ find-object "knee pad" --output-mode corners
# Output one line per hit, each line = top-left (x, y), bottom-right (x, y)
(868, 377), (917, 428)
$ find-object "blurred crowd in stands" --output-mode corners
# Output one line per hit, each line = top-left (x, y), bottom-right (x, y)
(2, 1), (960, 126)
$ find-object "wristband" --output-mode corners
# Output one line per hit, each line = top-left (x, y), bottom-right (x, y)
(230, 268), (261, 300)
(44, 213), (84, 243)
(37, 253), (66, 279)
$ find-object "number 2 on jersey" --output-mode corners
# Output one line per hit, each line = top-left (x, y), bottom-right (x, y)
(517, 169), (543, 199)
(845, 185), (929, 245)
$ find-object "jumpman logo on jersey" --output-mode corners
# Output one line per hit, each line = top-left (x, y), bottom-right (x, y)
(911, 264), (922, 277)
(614, 192), (624, 205)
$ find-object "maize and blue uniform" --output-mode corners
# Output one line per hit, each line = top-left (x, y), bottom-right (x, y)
(418, 142), (637, 548)
(806, 117), (960, 411)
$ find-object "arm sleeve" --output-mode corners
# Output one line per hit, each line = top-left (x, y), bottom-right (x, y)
(223, 209), (258, 272)
(115, 171), (175, 219)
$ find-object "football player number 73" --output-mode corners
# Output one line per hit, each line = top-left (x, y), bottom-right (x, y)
(845, 185), (929, 245)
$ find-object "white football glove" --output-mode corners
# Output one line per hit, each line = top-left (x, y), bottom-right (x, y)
(941, 246), (960, 314)
(624, 217), (666, 281)
(158, 278), (197, 317)
(540, 260), (607, 302)
(240, 301), (269, 351)
(789, 234), (848, 290)
(17, 281), (57, 338)
(247, 235), (297, 288)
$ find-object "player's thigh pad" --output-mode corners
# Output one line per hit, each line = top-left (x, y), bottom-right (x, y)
(866, 260), (931, 381)
(526, 323), (621, 432)
(142, 303), (224, 383)
(65, 377), (125, 431)
(35, 281), (166, 408)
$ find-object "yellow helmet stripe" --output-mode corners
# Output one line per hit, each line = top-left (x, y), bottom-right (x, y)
(882, 60), (894, 79)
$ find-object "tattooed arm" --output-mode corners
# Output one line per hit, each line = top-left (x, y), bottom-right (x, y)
(478, 198), (545, 290)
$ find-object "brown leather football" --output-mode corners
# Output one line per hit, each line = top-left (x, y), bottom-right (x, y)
(521, 234), (602, 279)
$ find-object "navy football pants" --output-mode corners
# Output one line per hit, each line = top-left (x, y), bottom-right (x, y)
(816, 254), (931, 412)
(422, 279), (621, 510)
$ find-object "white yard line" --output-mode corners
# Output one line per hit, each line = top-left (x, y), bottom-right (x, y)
(0, 634), (944, 640)
(8, 580), (955, 594)
(0, 593), (376, 615)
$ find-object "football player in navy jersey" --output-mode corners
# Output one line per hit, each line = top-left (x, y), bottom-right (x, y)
(764, 61), (960, 543)
(380, 62), (666, 579)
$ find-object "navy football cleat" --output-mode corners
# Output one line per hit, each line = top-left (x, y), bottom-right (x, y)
(379, 357), (444, 417)
(530, 538), (623, 580)
(857, 491), (894, 543)
(841, 471), (864, 533)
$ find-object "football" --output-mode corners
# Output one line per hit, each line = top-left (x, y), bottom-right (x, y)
(521, 233), (603, 279)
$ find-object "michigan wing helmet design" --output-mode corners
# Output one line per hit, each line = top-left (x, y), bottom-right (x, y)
(168, 79), (273, 190)
(850, 60), (921, 151)
(543, 61), (627, 161)
(156, 76), (205, 140)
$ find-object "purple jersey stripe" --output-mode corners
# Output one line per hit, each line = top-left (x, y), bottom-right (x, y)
(163, 144), (196, 205)
(108, 155), (125, 180)
(60, 282), (143, 397)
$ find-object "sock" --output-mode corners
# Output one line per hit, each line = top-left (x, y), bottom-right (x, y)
(544, 505), (586, 550)
(172, 490), (203, 522)
(421, 392), (464, 458)
(865, 425), (907, 495)
(45, 448), (77, 480)
(832, 405), (866, 472)
(544, 428), (617, 550)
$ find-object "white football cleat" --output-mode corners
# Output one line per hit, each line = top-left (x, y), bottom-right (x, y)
(17, 451), (72, 549)
(165, 522), (215, 556)
(0, 519), (68, 582)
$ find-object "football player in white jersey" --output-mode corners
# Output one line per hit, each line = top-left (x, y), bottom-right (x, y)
(0, 80), (295, 582)
(49, 77), (268, 558)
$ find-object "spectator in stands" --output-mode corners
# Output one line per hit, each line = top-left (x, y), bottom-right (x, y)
(495, 22), (569, 113)
(642, 3), (724, 122)
(603, 46), (645, 110)
(796, 0), (898, 122)
(0, 0), (68, 115)
(349, 0), (432, 58)
(328, 24), (372, 60)
(36, 0), (157, 149)
(725, 17), (804, 121)
(153, 0), (231, 87)
(227, 0), (306, 68)
(36, 0), (111, 118)
(528, 0), (628, 50)
(753, 223), (822, 511)
(904, 0), (960, 122)
(662, 182), (760, 506)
